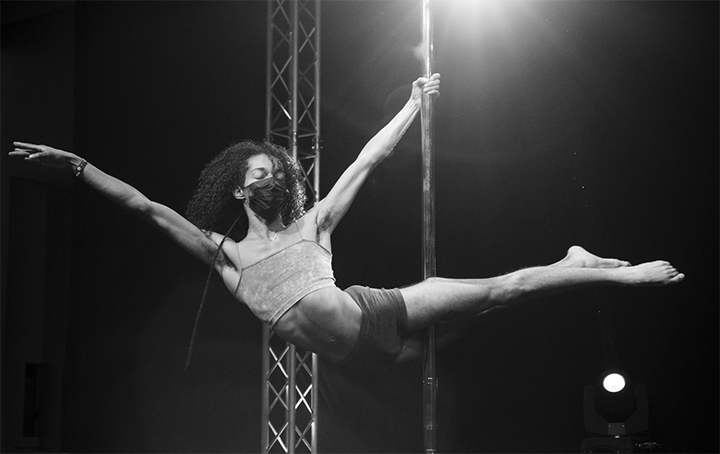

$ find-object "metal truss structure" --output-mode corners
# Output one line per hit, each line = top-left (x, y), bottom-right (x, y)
(262, 0), (321, 453)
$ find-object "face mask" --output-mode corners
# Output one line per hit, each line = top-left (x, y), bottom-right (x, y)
(244, 176), (290, 223)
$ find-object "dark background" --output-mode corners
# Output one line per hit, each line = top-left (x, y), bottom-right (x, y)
(1, 1), (717, 452)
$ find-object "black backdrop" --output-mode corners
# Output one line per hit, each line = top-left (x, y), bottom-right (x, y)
(2, 1), (718, 452)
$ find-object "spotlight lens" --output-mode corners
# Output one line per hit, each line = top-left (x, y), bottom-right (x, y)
(602, 373), (626, 393)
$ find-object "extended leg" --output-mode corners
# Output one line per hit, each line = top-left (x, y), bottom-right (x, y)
(394, 246), (683, 363)
(399, 246), (683, 333)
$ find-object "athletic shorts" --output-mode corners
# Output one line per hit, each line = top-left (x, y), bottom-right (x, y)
(338, 285), (408, 370)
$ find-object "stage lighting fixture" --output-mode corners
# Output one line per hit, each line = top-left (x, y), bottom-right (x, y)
(582, 369), (648, 440)
(602, 372), (626, 393)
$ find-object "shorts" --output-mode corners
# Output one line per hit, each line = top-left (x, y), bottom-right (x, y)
(338, 285), (408, 370)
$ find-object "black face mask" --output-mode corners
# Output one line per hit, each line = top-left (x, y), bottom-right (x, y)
(244, 177), (290, 223)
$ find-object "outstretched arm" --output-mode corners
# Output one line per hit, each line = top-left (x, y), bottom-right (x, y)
(313, 73), (440, 234)
(10, 142), (233, 271)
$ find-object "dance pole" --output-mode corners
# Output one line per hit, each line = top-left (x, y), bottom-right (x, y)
(420, 0), (437, 453)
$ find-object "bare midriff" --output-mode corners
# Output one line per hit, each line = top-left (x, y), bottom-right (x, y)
(272, 286), (362, 363)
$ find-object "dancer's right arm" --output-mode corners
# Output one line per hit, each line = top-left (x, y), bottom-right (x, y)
(10, 142), (233, 271)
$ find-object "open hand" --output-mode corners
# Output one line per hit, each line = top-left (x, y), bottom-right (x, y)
(9, 142), (76, 169)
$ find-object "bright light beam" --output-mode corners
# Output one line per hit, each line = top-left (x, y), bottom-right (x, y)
(602, 372), (627, 393)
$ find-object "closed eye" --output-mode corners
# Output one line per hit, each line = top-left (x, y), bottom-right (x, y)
(251, 170), (269, 180)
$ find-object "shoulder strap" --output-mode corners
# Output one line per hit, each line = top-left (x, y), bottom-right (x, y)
(235, 241), (245, 269)
(234, 242), (245, 296)
(294, 220), (304, 241)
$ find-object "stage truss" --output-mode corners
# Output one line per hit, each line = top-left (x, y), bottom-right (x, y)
(262, 1), (438, 452)
(262, 0), (321, 453)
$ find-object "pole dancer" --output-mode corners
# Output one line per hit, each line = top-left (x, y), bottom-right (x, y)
(10, 74), (684, 372)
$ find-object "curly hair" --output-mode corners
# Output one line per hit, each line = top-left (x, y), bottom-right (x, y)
(186, 140), (307, 240)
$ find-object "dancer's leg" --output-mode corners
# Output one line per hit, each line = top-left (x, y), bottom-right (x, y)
(399, 246), (683, 333)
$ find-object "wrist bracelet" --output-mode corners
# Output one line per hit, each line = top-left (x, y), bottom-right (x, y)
(74, 159), (88, 177)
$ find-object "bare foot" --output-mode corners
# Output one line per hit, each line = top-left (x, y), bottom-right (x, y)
(617, 261), (685, 286)
(554, 245), (632, 269)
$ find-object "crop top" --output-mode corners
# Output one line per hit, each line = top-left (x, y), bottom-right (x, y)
(234, 223), (336, 327)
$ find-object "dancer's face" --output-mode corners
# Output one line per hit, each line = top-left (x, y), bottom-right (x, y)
(243, 154), (273, 187)
(235, 153), (286, 200)
(235, 154), (290, 224)
(242, 154), (285, 188)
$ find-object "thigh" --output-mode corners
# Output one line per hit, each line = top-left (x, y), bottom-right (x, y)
(399, 277), (502, 333)
(394, 320), (472, 365)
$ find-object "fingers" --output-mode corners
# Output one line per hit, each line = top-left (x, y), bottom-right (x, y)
(415, 73), (441, 85)
(11, 142), (39, 155)
(410, 74), (440, 103)
(9, 150), (39, 162)
(421, 73), (441, 97)
(9, 142), (45, 161)
(13, 141), (42, 151)
(8, 151), (42, 164)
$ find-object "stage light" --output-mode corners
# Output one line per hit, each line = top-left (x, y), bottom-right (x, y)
(581, 369), (649, 453)
(602, 372), (626, 393)
(583, 369), (648, 436)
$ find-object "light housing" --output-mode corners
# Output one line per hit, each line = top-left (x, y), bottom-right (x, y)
(583, 369), (648, 436)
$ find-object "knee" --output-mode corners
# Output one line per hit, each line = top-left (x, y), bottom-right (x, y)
(395, 334), (423, 364)
(422, 276), (450, 286)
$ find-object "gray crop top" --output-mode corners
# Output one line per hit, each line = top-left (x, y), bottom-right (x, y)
(235, 223), (336, 327)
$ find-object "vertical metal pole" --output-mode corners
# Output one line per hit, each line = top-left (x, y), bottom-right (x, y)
(310, 2), (322, 452)
(311, 352), (319, 453)
(264, 0), (274, 145)
(287, 346), (297, 453)
(313, 0), (322, 207)
(260, 328), (270, 451)
(287, 2), (300, 450)
(261, 1), (273, 450)
(421, 0), (437, 453)
(290, 0), (299, 160)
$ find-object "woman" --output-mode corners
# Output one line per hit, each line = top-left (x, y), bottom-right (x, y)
(10, 74), (684, 369)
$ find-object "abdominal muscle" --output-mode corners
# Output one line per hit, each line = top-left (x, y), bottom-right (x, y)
(271, 286), (362, 363)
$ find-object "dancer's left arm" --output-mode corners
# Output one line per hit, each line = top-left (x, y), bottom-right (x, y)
(312, 73), (440, 234)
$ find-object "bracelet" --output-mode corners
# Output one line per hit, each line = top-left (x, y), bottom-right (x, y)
(74, 159), (88, 177)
